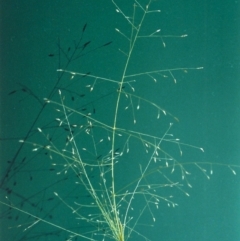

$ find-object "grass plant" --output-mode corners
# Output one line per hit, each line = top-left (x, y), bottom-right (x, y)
(0, 1), (238, 241)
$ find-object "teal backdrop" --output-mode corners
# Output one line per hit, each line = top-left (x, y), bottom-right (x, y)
(1, 1), (240, 241)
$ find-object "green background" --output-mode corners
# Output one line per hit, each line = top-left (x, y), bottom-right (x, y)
(1, 0), (240, 240)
